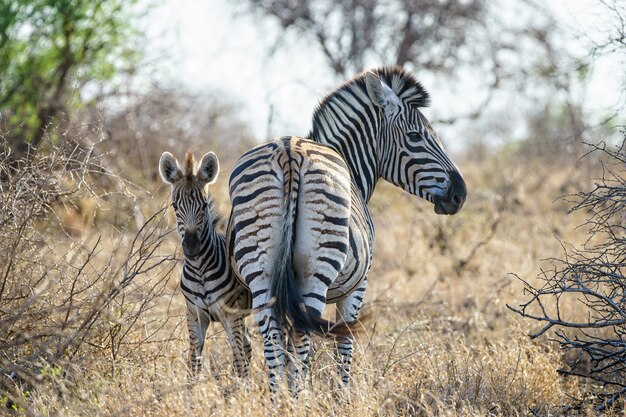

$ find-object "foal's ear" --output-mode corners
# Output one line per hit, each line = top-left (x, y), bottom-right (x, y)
(197, 152), (219, 186)
(365, 71), (401, 118)
(159, 152), (183, 185)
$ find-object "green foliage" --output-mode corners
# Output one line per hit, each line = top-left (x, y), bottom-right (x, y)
(0, 0), (141, 146)
(0, 390), (29, 412)
(40, 364), (64, 380)
(575, 60), (590, 81)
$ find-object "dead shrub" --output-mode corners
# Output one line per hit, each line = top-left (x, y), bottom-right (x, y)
(510, 132), (626, 412)
(0, 123), (177, 415)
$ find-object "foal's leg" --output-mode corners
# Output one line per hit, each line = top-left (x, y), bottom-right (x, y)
(185, 304), (210, 381)
(223, 313), (252, 379)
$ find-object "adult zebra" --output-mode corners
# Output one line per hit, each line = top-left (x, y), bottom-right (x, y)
(159, 151), (252, 381)
(227, 67), (467, 391)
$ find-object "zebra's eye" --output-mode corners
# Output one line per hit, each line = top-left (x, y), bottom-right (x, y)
(171, 201), (178, 211)
(407, 131), (420, 141)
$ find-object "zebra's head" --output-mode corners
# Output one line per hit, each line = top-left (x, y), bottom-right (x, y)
(364, 68), (467, 215)
(159, 151), (220, 259)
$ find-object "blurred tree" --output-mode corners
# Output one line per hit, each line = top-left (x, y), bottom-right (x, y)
(238, 0), (489, 77)
(521, 101), (588, 161)
(586, 0), (625, 119)
(0, 0), (141, 156)
(101, 85), (257, 183)
(234, 0), (566, 122)
(522, 0), (625, 163)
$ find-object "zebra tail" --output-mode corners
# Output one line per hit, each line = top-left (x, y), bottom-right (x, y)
(269, 161), (310, 338)
(269, 161), (364, 339)
(269, 216), (362, 338)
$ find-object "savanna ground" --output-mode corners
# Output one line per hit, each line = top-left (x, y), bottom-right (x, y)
(2, 123), (617, 416)
(2, 0), (625, 415)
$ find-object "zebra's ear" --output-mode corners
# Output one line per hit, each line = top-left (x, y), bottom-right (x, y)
(365, 71), (401, 117)
(159, 152), (183, 185)
(197, 152), (219, 186)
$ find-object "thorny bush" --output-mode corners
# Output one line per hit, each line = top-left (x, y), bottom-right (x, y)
(510, 131), (626, 412)
(0, 123), (176, 415)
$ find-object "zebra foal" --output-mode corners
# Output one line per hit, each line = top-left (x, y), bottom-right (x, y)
(228, 67), (468, 392)
(159, 150), (252, 380)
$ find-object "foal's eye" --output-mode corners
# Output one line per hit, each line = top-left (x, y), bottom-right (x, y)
(171, 202), (178, 211)
(407, 131), (420, 141)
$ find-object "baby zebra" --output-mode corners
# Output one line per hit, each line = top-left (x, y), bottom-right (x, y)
(159, 150), (251, 380)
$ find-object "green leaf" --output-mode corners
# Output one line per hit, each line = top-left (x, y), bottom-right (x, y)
(0, 0), (143, 145)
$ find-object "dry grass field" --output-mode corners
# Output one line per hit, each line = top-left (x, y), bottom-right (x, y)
(3, 0), (626, 414)
(1, 129), (621, 417)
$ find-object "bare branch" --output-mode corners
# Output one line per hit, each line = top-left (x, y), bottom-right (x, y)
(510, 132), (626, 408)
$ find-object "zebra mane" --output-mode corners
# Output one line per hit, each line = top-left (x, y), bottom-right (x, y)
(312, 66), (430, 125)
(371, 66), (430, 107)
(184, 151), (195, 182)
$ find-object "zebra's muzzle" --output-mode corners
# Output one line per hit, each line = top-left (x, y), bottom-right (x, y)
(433, 170), (467, 215)
(182, 231), (201, 258)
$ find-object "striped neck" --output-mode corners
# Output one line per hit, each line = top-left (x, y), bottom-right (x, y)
(309, 83), (381, 203)
(183, 200), (224, 272)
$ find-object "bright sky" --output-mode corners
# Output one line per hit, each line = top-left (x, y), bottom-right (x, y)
(139, 0), (624, 153)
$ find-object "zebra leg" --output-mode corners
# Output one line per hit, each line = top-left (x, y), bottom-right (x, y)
(185, 304), (209, 382)
(247, 282), (287, 392)
(256, 306), (287, 393)
(285, 329), (311, 394)
(335, 278), (368, 388)
(223, 314), (252, 379)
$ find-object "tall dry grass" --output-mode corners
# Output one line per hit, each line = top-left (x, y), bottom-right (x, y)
(2, 125), (616, 416)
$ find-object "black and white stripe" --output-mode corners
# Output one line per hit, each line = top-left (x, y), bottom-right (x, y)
(227, 67), (467, 391)
(159, 151), (251, 381)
